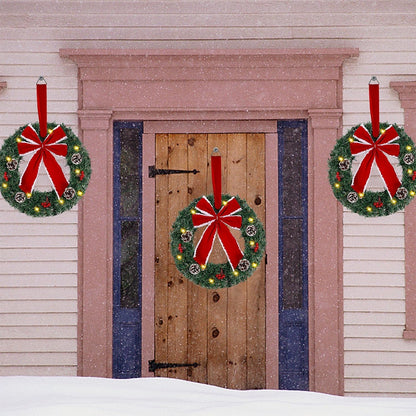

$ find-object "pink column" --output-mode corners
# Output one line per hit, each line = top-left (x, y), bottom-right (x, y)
(78, 109), (113, 377)
(391, 82), (416, 340)
(308, 109), (344, 395)
(141, 130), (156, 377)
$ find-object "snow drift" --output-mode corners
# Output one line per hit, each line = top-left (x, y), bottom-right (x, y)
(1, 376), (416, 416)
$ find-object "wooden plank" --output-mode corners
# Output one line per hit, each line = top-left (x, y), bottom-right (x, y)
(0, 224), (77, 236)
(344, 325), (404, 339)
(2, 326), (77, 339)
(295, 26), (416, 40)
(344, 260), (404, 274)
(345, 351), (416, 366)
(0, 287), (77, 300)
(154, 133), (169, 378)
(0, 236), (78, 248)
(186, 134), (208, 384)
(343, 211), (405, 227)
(344, 378), (416, 394)
(345, 338), (416, 352)
(0, 26), (292, 41)
(345, 364), (416, 379)
(1, 262), (77, 275)
(0, 366), (76, 376)
(0, 338), (77, 353)
(344, 273), (404, 287)
(344, 224), (404, 237)
(0, 300), (77, 313)
(344, 299), (405, 313)
(0, 352), (76, 366)
(1, 248), (77, 262)
(0, 313), (77, 326)
(3, 36), (416, 54)
(0, 275), (77, 287)
(167, 133), (189, 380)
(344, 312), (405, 326)
(344, 286), (405, 300)
(246, 133), (266, 389)
(348, 392), (416, 398)
(2, 0), (416, 16)
(207, 134), (228, 388)
(2, 11), (416, 30)
(226, 133), (247, 390)
(343, 236), (404, 248)
(0, 210), (78, 223)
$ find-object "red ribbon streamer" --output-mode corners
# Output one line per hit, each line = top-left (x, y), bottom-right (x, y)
(211, 152), (222, 210)
(36, 78), (48, 139)
(350, 124), (401, 198)
(18, 124), (68, 197)
(192, 196), (244, 270)
(369, 81), (379, 138)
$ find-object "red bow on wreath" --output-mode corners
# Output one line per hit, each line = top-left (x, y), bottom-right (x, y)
(192, 196), (244, 270)
(18, 124), (68, 197)
(350, 124), (401, 198)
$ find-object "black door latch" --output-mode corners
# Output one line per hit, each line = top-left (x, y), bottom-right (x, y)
(148, 165), (200, 178)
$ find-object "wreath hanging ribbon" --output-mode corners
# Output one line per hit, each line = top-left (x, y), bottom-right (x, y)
(192, 195), (244, 269)
(18, 124), (69, 197)
(350, 124), (401, 198)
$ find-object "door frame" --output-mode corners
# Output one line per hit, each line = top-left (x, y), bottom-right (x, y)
(61, 48), (359, 394)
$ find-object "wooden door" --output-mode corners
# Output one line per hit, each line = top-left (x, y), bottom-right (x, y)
(154, 133), (265, 389)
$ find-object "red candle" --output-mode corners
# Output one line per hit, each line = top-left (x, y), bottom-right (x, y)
(211, 148), (222, 210)
(369, 76), (379, 138)
(36, 77), (47, 138)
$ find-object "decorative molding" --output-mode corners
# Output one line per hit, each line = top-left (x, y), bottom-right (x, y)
(391, 80), (416, 341)
(62, 48), (358, 393)
(78, 109), (113, 130)
(309, 109), (343, 129)
(60, 48), (358, 116)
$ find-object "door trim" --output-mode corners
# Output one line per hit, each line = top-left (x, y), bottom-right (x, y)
(62, 48), (357, 394)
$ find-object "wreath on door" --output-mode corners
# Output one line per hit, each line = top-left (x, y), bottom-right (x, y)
(170, 149), (265, 289)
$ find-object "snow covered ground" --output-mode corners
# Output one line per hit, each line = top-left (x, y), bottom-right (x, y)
(1, 376), (416, 416)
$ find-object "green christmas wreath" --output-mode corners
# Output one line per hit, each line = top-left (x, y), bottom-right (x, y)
(0, 122), (91, 216)
(170, 194), (266, 289)
(328, 122), (416, 217)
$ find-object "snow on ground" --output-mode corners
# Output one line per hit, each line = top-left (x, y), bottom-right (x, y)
(1, 376), (416, 416)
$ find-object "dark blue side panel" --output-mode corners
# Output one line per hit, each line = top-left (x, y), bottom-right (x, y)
(113, 121), (143, 378)
(278, 120), (309, 390)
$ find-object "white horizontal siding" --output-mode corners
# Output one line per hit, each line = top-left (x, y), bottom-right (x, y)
(0, 187), (77, 376)
(344, 210), (409, 396)
(0, 0), (415, 392)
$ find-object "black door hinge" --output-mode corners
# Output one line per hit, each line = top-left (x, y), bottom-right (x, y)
(148, 359), (199, 372)
(148, 165), (200, 178)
